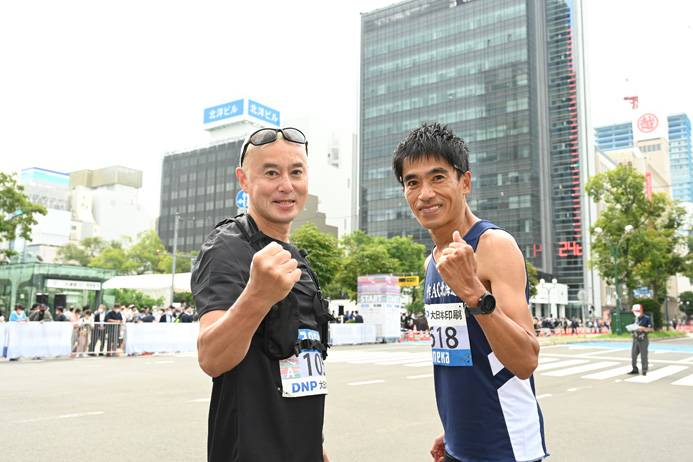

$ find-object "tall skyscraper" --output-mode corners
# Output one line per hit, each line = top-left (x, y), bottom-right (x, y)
(359, 0), (590, 311)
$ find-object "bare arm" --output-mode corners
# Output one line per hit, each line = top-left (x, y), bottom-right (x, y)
(197, 241), (301, 378)
(436, 230), (539, 379)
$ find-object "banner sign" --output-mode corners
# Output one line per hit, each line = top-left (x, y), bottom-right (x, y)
(357, 274), (401, 340)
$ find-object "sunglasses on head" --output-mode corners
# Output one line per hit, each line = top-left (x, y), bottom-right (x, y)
(239, 127), (308, 166)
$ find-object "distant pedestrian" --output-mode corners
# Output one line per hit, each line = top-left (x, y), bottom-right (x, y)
(354, 311), (364, 323)
(628, 304), (653, 376)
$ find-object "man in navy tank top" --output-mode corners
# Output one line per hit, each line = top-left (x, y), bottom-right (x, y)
(392, 123), (548, 462)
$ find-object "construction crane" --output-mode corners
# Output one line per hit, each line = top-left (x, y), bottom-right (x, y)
(624, 95), (639, 110)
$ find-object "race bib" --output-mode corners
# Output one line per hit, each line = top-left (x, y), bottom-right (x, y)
(425, 303), (473, 367)
(279, 329), (328, 398)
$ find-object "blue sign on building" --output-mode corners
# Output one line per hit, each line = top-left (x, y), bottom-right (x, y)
(236, 190), (249, 209)
(248, 99), (280, 126)
(203, 99), (244, 125)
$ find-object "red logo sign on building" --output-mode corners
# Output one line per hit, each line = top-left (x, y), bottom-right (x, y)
(637, 113), (659, 133)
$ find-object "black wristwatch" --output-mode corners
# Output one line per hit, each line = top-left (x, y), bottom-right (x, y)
(467, 292), (496, 315)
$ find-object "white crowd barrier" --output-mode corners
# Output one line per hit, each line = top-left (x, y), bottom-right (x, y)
(124, 323), (199, 355)
(5, 322), (74, 359)
(329, 323), (377, 345)
(2, 321), (380, 359)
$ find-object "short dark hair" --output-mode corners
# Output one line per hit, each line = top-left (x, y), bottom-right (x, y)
(392, 123), (470, 186)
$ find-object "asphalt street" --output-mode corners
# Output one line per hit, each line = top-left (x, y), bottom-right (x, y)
(2, 336), (693, 461)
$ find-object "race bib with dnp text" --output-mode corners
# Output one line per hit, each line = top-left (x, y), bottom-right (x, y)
(279, 329), (328, 398)
(425, 303), (473, 367)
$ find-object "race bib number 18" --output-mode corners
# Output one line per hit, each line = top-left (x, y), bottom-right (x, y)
(279, 329), (328, 398)
(425, 303), (473, 367)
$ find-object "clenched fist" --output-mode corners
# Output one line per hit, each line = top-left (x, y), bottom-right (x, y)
(436, 231), (486, 306)
(248, 241), (302, 309)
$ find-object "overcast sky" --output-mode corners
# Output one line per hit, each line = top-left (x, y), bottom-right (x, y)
(1, 0), (691, 216)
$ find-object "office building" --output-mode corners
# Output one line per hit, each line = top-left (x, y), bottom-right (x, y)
(595, 113), (693, 202)
(359, 0), (591, 312)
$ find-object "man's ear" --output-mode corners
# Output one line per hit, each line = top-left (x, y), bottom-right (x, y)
(461, 171), (472, 194)
(236, 167), (249, 193)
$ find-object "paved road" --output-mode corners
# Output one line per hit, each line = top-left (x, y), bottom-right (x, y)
(2, 337), (692, 461)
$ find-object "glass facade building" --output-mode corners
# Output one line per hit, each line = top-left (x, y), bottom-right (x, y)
(360, 0), (588, 303)
(594, 114), (693, 203)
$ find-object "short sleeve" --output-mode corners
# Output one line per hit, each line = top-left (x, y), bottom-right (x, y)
(191, 231), (253, 319)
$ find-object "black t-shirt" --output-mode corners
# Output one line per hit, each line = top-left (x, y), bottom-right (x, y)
(191, 215), (325, 462)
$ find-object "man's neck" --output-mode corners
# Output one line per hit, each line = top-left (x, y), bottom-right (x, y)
(248, 212), (291, 242)
(430, 207), (479, 254)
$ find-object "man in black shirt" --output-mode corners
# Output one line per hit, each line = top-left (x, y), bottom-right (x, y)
(192, 127), (330, 462)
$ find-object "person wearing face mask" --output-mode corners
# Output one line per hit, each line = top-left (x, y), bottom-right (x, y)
(159, 307), (175, 323)
(104, 304), (123, 356)
(90, 304), (108, 356)
(10, 303), (29, 323)
(628, 304), (654, 376)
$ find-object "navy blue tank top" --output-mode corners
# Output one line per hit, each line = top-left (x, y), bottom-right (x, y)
(424, 220), (548, 461)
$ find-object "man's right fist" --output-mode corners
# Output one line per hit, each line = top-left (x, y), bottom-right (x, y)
(248, 241), (301, 307)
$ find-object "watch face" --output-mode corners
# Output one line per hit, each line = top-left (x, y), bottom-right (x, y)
(481, 293), (496, 314)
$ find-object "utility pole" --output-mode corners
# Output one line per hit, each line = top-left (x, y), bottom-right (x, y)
(170, 212), (180, 307)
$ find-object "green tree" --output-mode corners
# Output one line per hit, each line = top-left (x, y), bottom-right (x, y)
(290, 223), (343, 288)
(0, 172), (47, 261)
(586, 165), (675, 307)
(108, 288), (164, 308)
(632, 201), (689, 301)
(678, 291), (693, 321)
(128, 230), (166, 274)
(56, 236), (106, 266)
(526, 261), (539, 298)
(157, 250), (199, 273)
(90, 246), (134, 275)
(634, 297), (663, 330)
(337, 243), (401, 301)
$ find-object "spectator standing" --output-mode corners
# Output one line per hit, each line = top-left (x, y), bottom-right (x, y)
(29, 304), (53, 323)
(628, 304), (653, 376)
(76, 310), (93, 357)
(104, 304), (123, 356)
(160, 307), (174, 323)
(141, 309), (155, 322)
(354, 311), (364, 323)
(91, 305), (108, 356)
(179, 307), (193, 323)
(54, 307), (67, 322)
(10, 304), (29, 322)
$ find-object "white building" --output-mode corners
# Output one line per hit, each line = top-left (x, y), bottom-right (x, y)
(69, 166), (152, 243)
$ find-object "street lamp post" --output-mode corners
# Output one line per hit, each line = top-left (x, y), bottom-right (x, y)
(594, 225), (633, 335)
(540, 278), (558, 317)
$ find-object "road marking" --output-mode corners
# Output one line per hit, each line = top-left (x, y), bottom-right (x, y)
(671, 374), (693, 387)
(350, 353), (422, 364)
(535, 359), (588, 372)
(543, 361), (619, 377)
(376, 354), (431, 365)
(625, 365), (689, 383)
(582, 365), (635, 380)
(404, 362), (435, 367)
(538, 357), (560, 364)
(348, 380), (385, 386)
(14, 411), (104, 423)
(407, 374), (433, 379)
(536, 394), (552, 399)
